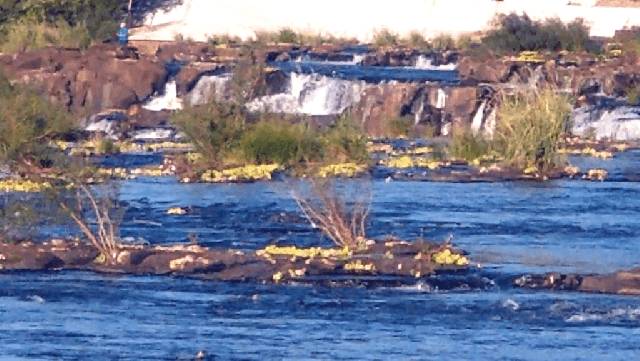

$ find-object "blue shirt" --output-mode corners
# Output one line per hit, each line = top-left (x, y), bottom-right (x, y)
(118, 28), (129, 44)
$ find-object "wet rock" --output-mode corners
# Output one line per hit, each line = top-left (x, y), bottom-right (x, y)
(458, 56), (512, 83)
(515, 268), (640, 296)
(175, 62), (226, 95)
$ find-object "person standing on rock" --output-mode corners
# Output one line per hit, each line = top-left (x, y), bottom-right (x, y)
(118, 22), (129, 48)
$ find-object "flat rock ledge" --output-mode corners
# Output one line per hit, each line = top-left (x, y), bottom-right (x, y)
(0, 239), (470, 286)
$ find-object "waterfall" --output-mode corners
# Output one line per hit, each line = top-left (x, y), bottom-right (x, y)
(572, 105), (640, 141)
(246, 73), (365, 116)
(471, 100), (487, 134)
(436, 88), (446, 109)
(187, 74), (231, 105)
(143, 80), (183, 111)
(483, 108), (497, 138)
(414, 55), (457, 70)
(352, 54), (365, 65)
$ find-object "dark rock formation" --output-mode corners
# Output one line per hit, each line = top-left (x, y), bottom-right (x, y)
(0, 45), (167, 115)
(514, 268), (640, 295)
(0, 239), (470, 286)
(352, 83), (480, 136)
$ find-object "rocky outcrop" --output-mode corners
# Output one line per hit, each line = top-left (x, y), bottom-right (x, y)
(459, 52), (640, 99)
(352, 83), (480, 136)
(515, 268), (640, 295)
(0, 45), (167, 115)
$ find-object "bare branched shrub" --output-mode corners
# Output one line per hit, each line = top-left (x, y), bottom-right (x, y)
(292, 179), (371, 249)
(58, 184), (123, 264)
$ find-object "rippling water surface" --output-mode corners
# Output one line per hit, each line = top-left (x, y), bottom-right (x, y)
(2, 152), (640, 360)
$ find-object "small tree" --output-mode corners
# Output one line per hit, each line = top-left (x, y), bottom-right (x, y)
(292, 179), (371, 249)
(58, 183), (124, 264)
(0, 73), (72, 170)
(171, 101), (245, 167)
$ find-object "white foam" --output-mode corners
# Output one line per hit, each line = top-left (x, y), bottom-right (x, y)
(471, 100), (487, 134)
(414, 55), (457, 71)
(246, 73), (365, 116)
(143, 80), (183, 111)
(566, 307), (640, 323)
(131, 128), (175, 141)
(502, 298), (520, 311)
(187, 74), (231, 105)
(572, 105), (640, 141)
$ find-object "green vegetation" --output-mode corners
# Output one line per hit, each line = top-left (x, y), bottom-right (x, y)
(448, 89), (571, 172)
(431, 34), (455, 51)
(405, 31), (431, 50)
(0, 19), (91, 53)
(494, 89), (571, 171)
(0, 0), (126, 53)
(252, 29), (356, 47)
(482, 13), (598, 53)
(172, 100), (367, 170)
(448, 126), (490, 162)
(373, 29), (399, 48)
(0, 73), (72, 168)
(385, 117), (414, 138)
(627, 86), (640, 105)
(239, 121), (322, 165)
(171, 101), (244, 168)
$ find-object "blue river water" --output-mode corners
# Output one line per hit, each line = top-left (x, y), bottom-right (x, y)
(2, 151), (640, 360)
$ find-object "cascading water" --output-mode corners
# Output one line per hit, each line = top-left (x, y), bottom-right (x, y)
(143, 80), (183, 111)
(247, 73), (365, 116)
(572, 105), (640, 141)
(414, 55), (457, 70)
(471, 100), (487, 134)
(187, 74), (231, 105)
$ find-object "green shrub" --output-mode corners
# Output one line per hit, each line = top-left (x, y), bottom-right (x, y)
(170, 101), (245, 167)
(432, 34), (455, 51)
(207, 34), (241, 47)
(0, 73), (72, 167)
(0, 0), (123, 44)
(373, 29), (399, 47)
(404, 31), (431, 50)
(448, 126), (490, 162)
(385, 117), (414, 138)
(239, 121), (322, 165)
(482, 13), (595, 53)
(321, 116), (368, 164)
(277, 28), (298, 44)
(493, 89), (571, 171)
(0, 19), (91, 53)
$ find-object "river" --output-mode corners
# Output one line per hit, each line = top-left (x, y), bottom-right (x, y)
(2, 152), (640, 360)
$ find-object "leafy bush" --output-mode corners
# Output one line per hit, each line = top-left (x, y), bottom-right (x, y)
(321, 116), (368, 164)
(277, 28), (298, 44)
(170, 101), (245, 167)
(0, 73), (72, 167)
(493, 89), (571, 171)
(0, 0), (124, 49)
(431, 34), (455, 51)
(0, 19), (91, 53)
(482, 13), (595, 53)
(373, 29), (399, 47)
(404, 31), (431, 50)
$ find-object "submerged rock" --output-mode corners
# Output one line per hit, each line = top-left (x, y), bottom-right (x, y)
(515, 268), (640, 296)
